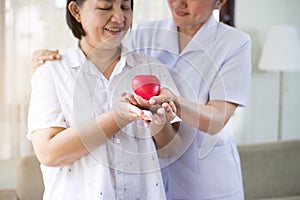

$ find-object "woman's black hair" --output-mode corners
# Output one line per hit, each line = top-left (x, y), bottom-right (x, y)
(66, 0), (134, 40)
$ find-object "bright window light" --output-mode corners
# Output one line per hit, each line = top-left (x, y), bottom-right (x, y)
(55, 0), (65, 8)
(213, 9), (220, 22)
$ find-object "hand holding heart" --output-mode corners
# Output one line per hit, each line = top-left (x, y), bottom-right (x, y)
(131, 75), (178, 107)
(112, 75), (176, 128)
(130, 74), (177, 127)
(151, 101), (177, 125)
(128, 94), (177, 128)
(148, 87), (178, 108)
(113, 93), (155, 127)
(132, 75), (161, 100)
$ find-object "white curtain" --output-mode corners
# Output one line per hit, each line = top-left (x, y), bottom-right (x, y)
(0, 0), (74, 160)
(133, 0), (170, 27)
(0, 0), (171, 160)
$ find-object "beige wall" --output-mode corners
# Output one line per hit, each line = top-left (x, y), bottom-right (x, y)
(0, 160), (17, 189)
(234, 0), (300, 143)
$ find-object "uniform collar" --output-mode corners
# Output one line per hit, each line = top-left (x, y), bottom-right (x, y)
(121, 46), (136, 67)
(64, 42), (99, 76)
(65, 42), (87, 69)
(156, 21), (180, 55)
(157, 15), (218, 54)
(188, 15), (218, 52)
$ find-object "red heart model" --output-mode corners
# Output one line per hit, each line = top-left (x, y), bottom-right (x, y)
(132, 75), (161, 100)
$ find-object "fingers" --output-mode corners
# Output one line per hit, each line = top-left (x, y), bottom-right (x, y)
(153, 102), (176, 125)
(121, 93), (140, 107)
(149, 95), (165, 105)
(32, 49), (61, 62)
(120, 92), (127, 97)
(114, 103), (143, 125)
(162, 101), (176, 114)
(152, 108), (165, 124)
(36, 49), (60, 58)
(129, 94), (139, 106)
(149, 88), (174, 105)
(141, 110), (153, 128)
(116, 93), (177, 127)
(31, 49), (61, 72)
(114, 94), (142, 125)
(141, 110), (153, 121)
(128, 104), (144, 117)
(133, 94), (151, 109)
(122, 96), (144, 117)
(164, 102), (177, 122)
(118, 93), (154, 123)
(120, 94), (155, 127)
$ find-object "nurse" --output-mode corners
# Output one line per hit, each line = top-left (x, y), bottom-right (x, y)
(32, 0), (252, 199)
(134, 0), (251, 199)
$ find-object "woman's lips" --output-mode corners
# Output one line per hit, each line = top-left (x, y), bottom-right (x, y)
(105, 27), (124, 35)
(174, 8), (189, 17)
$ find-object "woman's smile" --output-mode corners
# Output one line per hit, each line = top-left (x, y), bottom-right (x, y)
(174, 7), (189, 17)
(104, 25), (125, 35)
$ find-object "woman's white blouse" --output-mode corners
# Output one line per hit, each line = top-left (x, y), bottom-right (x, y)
(27, 43), (178, 200)
(126, 15), (252, 199)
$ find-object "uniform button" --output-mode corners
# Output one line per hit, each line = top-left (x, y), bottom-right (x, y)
(116, 138), (121, 144)
(117, 170), (121, 174)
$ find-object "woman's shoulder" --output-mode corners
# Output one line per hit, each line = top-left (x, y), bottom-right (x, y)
(32, 44), (80, 81)
(60, 43), (85, 66)
(218, 23), (251, 43)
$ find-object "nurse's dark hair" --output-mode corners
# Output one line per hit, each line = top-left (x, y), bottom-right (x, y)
(66, 0), (134, 40)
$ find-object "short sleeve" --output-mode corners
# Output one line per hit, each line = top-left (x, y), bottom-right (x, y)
(27, 63), (67, 139)
(209, 35), (252, 107)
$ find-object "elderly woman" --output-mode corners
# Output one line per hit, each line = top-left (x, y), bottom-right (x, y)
(28, 0), (181, 199)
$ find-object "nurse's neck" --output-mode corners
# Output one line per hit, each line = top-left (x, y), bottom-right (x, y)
(178, 31), (190, 53)
(177, 24), (204, 53)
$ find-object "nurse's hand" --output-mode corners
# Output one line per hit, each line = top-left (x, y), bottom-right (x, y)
(129, 94), (160, 113)
(32, 49), (61, 72)
(125, 93), (176, 128)
(141, 101), (177, 128)
(149, 87), (179, 112)
(149, 101), (181, 158)
(151, 102), (177, 126)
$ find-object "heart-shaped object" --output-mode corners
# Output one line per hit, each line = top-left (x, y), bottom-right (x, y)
(132, 75), (161, 100)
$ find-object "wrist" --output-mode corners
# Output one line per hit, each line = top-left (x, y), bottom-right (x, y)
(111, 110), (131, 129)
(174, 96), (182, 117)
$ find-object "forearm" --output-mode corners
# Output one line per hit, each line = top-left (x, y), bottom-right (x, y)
(34, 126), (89, 167)
(176, 97), (236, 135)
(32, 110), (128, 167)
(151, 122), (181, 158)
